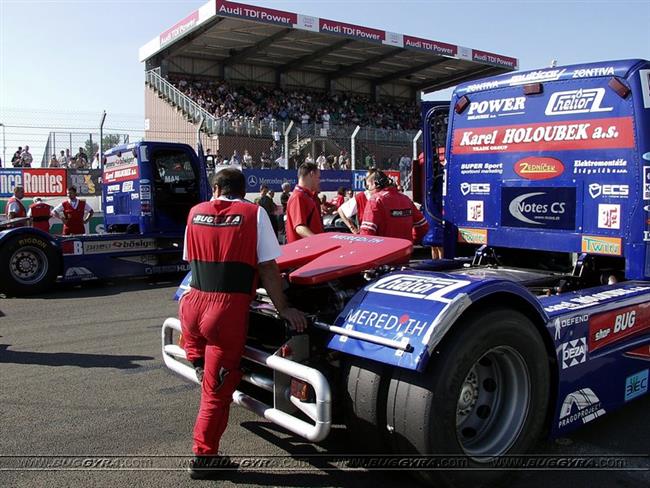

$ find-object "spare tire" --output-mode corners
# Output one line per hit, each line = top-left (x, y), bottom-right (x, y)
(0, 233), (60, 295)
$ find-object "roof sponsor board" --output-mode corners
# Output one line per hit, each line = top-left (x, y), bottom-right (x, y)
(403, 35), (457, 57)
(160, 10), (199, 47)
(216, 0), (297, 25)
(471, 49), (518, 69)
(319, 18), (384, 42)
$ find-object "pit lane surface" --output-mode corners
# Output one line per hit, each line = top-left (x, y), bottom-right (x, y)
(1, 280), (648, 488)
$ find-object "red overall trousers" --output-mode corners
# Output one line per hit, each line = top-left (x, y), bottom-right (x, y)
(179, 199), (258, 455)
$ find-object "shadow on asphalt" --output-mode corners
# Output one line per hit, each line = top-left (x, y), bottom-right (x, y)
(0, 344), (154, 369)
(0, 275), (182, 300)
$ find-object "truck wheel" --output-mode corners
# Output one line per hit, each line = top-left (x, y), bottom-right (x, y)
(0, 234), (60, 296)
(343, 357), (390, 452)
(387, 308), (550, 488)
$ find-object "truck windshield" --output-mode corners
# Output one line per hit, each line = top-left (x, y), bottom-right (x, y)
(154, 151), (196, 187)
(152, 148), (200, 226)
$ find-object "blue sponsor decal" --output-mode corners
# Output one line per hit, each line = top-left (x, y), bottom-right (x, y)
(352, 171), (368, 191)
(501, 186), (576, 230)
(0, 169), (23, 197)
(243, 169), (353, 192)
(624, 369), (648, 401)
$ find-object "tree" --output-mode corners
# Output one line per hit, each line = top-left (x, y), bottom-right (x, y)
(84, 134), (122, 161)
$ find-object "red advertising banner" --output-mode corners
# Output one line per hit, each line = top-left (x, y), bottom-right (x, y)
(403, 35), (458, 57)
(386, 170), (401, 186)
(22, 169), (67, 197)
(452, 117), (635, 155)
(160, 10), (199, 47)
(589, 302), (650, 352)
(103, 162), (140, 184)
(216, 0), (297, 25)
(472, 49), (518, 69)
(319, 18), (385, 42)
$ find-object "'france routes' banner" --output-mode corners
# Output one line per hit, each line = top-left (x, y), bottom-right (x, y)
(244, 169), (353, 192)
(0, 169), (23, 197)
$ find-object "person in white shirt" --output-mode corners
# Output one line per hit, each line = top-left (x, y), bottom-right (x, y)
(21, 146), (33, 167)
(51, 186), (94, 235)
(316, 153), (327, 170)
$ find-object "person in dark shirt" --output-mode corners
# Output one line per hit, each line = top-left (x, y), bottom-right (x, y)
(258, 184), (278, 235)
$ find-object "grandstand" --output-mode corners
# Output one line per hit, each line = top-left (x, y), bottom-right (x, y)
(140, 0), (518, 171)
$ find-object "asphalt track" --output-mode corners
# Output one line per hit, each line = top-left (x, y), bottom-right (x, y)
(1, 278), (648, 488)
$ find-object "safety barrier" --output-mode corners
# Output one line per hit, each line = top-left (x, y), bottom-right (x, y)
(162, 317), (332, 442)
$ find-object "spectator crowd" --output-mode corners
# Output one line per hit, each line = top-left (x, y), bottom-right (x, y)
(169, 76), (421, 132)
(5, 146), (95, 169)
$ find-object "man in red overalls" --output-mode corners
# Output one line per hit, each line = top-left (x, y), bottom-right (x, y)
(337, 168), (377, 234)
(27, 197), (53, 233)
(4, 186), (27, 227)
(51, 186), (94, 235)
(179, 168), (306, 478)
(360, 170), (429, 242)
(285, 162), (323, 243)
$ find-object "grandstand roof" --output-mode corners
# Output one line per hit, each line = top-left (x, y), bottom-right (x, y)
(140, 0), (518, 94)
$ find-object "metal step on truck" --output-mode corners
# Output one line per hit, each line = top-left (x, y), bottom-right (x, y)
(0, 140), (210, 295)
(162, 59), (650, 487)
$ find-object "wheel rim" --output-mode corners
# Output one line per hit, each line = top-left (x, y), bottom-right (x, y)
(456, 346), (531, 459)
(9, 246), (49, 285)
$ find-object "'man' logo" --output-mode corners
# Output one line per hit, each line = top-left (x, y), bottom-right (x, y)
(193, 214), (243, 226)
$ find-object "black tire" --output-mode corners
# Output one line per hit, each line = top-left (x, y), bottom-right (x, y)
(387, 307), (550, 488)
(0, 233), (60, 296)
(343, 356), (391, 453)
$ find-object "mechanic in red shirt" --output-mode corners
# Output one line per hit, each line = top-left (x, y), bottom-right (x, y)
(285, 162), (324, 243)
(51, 186), (94, 235)
(179, 168), (306, 478)
(359, 170), (429, 242)
(337, 168), (377, 234)
(27, 197), (53, 233)
(4, 186), (27, 227)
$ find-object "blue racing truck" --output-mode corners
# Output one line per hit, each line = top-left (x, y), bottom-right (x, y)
(162, 59), (650, 487)
(0, 140), (210, 295)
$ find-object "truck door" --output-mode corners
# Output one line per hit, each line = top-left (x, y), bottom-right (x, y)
(151, 147), (201, 231)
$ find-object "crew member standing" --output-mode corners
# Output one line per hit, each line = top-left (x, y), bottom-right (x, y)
(179, 168), (306, 478)
(51, 186), (94, 235)
(359, 171), (429, 242)
(285, 162), (323, 243)
(5, 186), (27, 227)
(337, 169), (377, 234)
(28, 197), (53, 233)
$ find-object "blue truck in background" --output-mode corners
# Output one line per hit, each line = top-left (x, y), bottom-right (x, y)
(160, 59), (650, 488)
(0, 141), (210, 295)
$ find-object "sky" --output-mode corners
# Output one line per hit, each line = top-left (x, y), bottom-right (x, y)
(1, 0), (649, 164)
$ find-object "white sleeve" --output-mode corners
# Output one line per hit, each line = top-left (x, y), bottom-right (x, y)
(7, 202), (20, 214)
(27, 207), (32, 217)
(182, 225), (189, 261)
(257, 207), (281, 263)
(52, 203), (64, 215)
(84, 201), (94, 212)
(339, 197), (357, 219)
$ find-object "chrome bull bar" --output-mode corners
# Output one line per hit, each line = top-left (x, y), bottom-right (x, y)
(162, 317), (331, 442)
